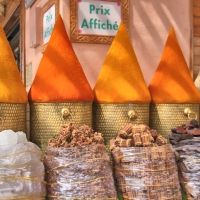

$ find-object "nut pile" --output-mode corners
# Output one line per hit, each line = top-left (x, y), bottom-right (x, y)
(48, 123), (104, 148)
(110, 124), (167, 150)
(169, 120), (200, 145)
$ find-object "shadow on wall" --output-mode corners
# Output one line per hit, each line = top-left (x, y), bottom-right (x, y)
(129, 0), (190, 86)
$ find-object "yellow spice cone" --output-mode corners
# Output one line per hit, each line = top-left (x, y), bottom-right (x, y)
(0, 24), (27, 103)
(149, 27), (200, 103)
(94, 23), (151, 103)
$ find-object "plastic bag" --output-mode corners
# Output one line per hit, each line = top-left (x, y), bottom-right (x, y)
(173, 137), (200, 199)
(44, 144), (117, 200)
(0, 142), (46, 199)
(111, 144), (182, 200)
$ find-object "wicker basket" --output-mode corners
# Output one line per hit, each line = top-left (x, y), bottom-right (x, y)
(30, 102), (92, 154)
(150, 103), (200, 139)
(0, 103), (26, 132)
(93, 103), (150, 151)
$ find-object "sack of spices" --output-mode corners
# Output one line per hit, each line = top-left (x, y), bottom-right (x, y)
(111, 124), (182, 200)
(44, 123), (117, 200)
(0, 130), (46, 199)
(170, 120), (200, 199)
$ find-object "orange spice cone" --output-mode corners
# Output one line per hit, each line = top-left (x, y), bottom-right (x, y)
(194, 70), (200, 92)
(94, 23), (151, 103)
(29, 15), (93, 102)
(0, 24), (27, 132)
(0, 25), (27, 103)
(149, 27), (200, 139)
(28, 15), (93, 153)
(93, 22), (151, 152)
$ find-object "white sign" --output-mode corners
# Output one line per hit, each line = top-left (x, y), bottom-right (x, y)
(43, 4), (55, 44)
(78, 0), (121, 36)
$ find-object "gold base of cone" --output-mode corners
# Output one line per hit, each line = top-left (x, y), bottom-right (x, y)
(0, 103), (26, 132)
(149, 103), (200, 139)
(93, 103), (150, 152)
(30, 102), (92, 154)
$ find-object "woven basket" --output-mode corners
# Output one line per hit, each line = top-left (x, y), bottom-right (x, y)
(30, 102), (92, 154)
(93, 103), (150, 151)
(150, 103), (200, 139)
(0, 103), (26, 132)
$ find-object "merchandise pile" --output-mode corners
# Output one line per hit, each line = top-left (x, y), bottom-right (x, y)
(44, 123), (117, 200)
(169, 119), (199, 144)
(170, 120), (200, 199)
(110, 124), (168, 150)
(48, 123), (104, 147)
(0, 130), (46, 199)
(111, 124), (181, 200)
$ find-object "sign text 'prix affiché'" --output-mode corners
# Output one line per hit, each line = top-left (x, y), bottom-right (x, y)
(43, 4), (55, 44)
(78, 0), (122, 36)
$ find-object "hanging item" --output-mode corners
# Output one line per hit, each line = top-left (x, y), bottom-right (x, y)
(25, 0), (36, 9)
(0, 0), (4, 18)
(28, 15), (94, 154)
(93, 22), (151, 152)
(149, 27), (200, 139)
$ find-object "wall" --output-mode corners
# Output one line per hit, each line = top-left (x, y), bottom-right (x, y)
(193, 0), (200, 79)
(25, 0), (191, 90)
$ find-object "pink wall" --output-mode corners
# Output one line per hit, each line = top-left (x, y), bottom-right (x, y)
(25, 0), (191, 91)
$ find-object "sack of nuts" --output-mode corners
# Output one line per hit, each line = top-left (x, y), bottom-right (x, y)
(44, 123), (117, 200)
(170, 120), (200, 199)
(111, 124), (182, 200)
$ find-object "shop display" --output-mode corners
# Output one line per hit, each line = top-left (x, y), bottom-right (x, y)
(169, 119), (200, 144)
(28, 15), (94, 154)
(149, 27), (200, 139)
(44, 123), (117, 200)
(170, 120), (200, 199)
(0, 130), (46, 199)
(93, 22), (151, 152)
(111, 124), (181, 200)
(0, 24), (27, 133)
(110, 124), (167, 149)
(48, 123), (104, 147)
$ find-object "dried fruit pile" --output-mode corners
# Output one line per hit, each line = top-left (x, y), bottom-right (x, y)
(169, 120), (200, 145)
(110, 124), (167, 150)
(48, 123), (104, 148)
